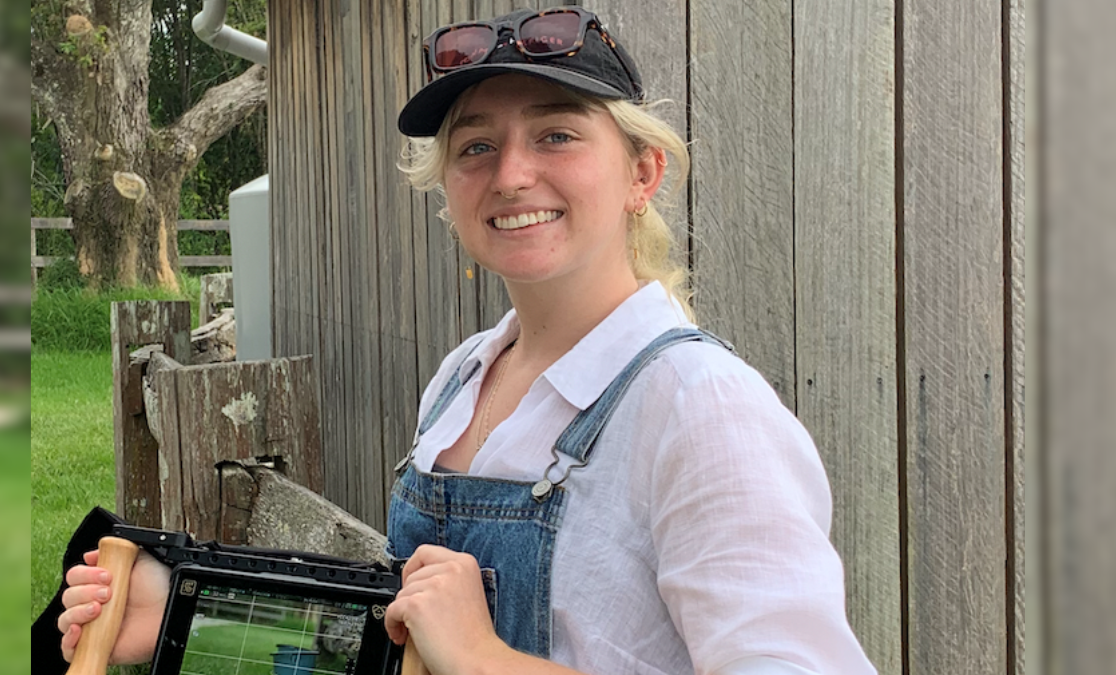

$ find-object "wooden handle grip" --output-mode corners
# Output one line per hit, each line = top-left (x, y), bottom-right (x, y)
(65, 537), (139, 675)
(401, 636), (429, 675)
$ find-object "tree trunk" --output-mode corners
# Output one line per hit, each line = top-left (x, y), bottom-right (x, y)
(65, 153), (186, 290)
(32, 0), (267, 290)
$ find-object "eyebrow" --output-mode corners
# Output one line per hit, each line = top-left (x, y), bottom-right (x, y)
(449, 102), (590, 134)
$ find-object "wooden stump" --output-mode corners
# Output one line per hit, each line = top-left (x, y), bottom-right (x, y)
(147, 353), (323, 540)
(199, 272), (234, 325)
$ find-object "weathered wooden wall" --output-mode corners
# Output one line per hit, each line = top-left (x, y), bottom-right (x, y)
(1040, 0), (1115, 673)
(267, 0), (1025, 672)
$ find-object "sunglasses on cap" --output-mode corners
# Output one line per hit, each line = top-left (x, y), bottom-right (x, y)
(422, 7), (643, 100)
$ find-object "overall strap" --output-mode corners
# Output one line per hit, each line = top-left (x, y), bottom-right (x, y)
(554, 327), (734, 463)
(417, 338), (485, 435)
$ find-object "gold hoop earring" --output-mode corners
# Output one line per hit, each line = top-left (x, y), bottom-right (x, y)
(634, 203), (649, 217)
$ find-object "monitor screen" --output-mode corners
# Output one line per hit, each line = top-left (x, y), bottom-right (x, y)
(153, 565), (399, 675)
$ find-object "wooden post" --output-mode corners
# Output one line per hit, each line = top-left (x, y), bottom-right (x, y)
(151, 354), (323, 540)
(111, 301), (191, 528)
(198, 272), (234, 325)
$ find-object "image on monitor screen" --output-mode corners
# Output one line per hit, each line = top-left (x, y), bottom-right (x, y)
(179, 581), (370, 675)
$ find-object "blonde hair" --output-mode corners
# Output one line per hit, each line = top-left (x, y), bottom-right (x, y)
(399, 87), (693, 319)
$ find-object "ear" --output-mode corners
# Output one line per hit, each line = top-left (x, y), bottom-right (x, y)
(626, 147), (667, 213)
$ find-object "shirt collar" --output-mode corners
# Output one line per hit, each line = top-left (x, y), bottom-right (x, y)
(458, 282), (692, 409)
(544, 282), (693, 410)
(458, 310), (521, 383)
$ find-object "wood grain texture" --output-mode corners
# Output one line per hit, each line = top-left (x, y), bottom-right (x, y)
(149, 351), (185, 530)
(1006, 0), (1025, 672)
(111, 301), (191, 528)
(198, 272), (234, 324)
(318, 0), (347, 525)
(1044, 0), (1116, 670)
(902, 0), (1006, 671)
(348, 0), (385, 529)
(170, 356), (323, 541)
(219, 464), (258, 545)
(689, 0), (795, 407)
(371, 0), (421, 530)
(594, 0), (689, 250)
(794, 0), (900, 670)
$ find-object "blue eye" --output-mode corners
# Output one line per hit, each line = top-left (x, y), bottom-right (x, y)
(545, 132), (573, 144)
(462, 142), (494, 156)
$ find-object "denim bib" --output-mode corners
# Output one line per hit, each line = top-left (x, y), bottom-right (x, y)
(388, 327), (733, 658)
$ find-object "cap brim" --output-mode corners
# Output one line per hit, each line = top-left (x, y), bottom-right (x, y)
(397, 64), (630, 137)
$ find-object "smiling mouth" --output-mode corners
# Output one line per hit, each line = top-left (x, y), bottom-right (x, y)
(490, 210), (563, 231)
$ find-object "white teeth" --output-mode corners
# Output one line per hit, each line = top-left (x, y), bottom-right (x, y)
(492, 210), (560, 230)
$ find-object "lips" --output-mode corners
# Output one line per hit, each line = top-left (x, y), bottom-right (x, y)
(490, 210), (562, 230)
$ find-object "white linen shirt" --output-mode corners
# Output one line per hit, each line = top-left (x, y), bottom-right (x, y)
(409, 282), (876, 675)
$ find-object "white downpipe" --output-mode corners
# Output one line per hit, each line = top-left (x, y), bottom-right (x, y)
(192, 0), (268, 65)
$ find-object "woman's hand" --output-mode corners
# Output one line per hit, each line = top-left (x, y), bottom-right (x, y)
(385, 545), (509, 675)
(58, 548), (171, 665)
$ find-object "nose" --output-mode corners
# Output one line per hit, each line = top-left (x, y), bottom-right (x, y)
(491, 139), (536, 198)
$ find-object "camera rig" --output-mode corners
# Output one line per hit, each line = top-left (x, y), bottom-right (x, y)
(66, 526), (418, 675)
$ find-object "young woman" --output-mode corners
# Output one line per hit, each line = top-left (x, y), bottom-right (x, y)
(59, 8), (875, 675)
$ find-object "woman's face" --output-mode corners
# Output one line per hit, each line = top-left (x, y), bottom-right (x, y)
(442, 75), (655, 293)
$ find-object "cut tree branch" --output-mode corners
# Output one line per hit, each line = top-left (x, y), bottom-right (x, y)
(161, 63), (267, 167)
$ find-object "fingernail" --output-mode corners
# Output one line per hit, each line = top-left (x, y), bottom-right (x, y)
(98, 572), (110, 584)
(95, 588), (109, 601)
(86, 603), (97, 615)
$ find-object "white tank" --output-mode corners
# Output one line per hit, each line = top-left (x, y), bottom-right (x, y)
(228, 174), (270, 361)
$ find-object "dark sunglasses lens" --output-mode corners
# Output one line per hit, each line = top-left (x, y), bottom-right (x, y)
(519, 12), (581, 54)
(434, 26), (494, 68)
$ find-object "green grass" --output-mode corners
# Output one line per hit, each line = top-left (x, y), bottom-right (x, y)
(31, 350), (116, 618)
(183, 622), (347, 675)
(1, 423), (31, 675)
(31, 274), (202, 351)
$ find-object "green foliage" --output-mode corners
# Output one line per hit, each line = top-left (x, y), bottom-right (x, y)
(148, 0), (268, 221)
(32, 113), (66, 222)
(31, 275), (203, 351)
(36, 257), (83, 290)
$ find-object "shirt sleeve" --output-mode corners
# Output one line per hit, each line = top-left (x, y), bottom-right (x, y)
(649, 352), (877, 675)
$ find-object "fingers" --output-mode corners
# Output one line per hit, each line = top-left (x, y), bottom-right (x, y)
(57, 599), (102, 640)
(66, 564), (111, 589)
(62, 583), (111, 610)
(60, 624), (81, 663)
(400, 545), (477, 583)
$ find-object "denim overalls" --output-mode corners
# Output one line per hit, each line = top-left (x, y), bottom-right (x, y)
(388, 327), (733, 658)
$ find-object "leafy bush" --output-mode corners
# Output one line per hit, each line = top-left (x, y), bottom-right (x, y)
(36, 257), (83, 290)
(32, 275), (202, 352)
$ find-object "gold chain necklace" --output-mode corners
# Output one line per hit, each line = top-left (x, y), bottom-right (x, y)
(477, 342), (517, 451)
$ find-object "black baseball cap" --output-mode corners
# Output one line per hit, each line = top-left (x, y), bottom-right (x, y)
(397, 8), (644, 137)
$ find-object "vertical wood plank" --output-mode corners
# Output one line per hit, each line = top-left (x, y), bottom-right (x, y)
(689, 0), (795, 407)
(342, 0), (374, 539)
(593, 0), (689, 250)
(902, 0), (1006, 671)
(409, 0), (439, 394)
(366, 0), (421, 530)
(1006, 0), (1025, 671)
(317, 0), (344, 520)
(110, 301), (191, 528)
(794, 0), (900, 671)
(1044, 0), (1116, 671)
